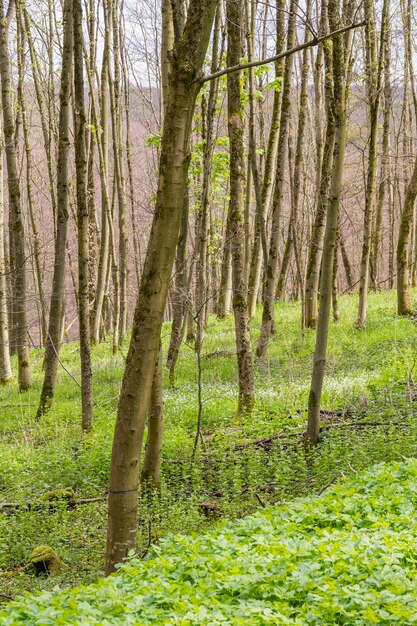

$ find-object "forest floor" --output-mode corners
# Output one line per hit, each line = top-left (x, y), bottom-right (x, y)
(0, 289), (417, 603)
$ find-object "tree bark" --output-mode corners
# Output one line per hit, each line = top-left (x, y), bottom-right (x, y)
(105, 0), (216, 574)
(226, 0), (255, 415)
(141, 344), (163, 487)
(356, 0), (383, 328)
(37, 0), (73, 416)
(0, 0), (30, 390)
(256, 0), (296, 357)
(73, 0), (93, 430)
(247, 0), (285, 318)
(397, 156), (417, 315)
(0, 125), (11, 383)
(306, 0), (351, 444)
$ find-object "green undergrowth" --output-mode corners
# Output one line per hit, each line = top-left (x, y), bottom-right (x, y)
(3, 458), (417, 624)
(0, 290), (417, 601)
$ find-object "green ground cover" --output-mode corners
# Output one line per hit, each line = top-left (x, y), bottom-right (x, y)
(2, 459), (417, 624)
(0, 290), (416, 607)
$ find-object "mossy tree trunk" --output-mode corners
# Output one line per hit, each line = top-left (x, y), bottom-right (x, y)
(0, 122), (11, 383)
(73, 0), (93, 430)
(276, 1), (311, 299)
(226, 0), (255, 415)
(91, 0), (110, 345)
(0, 0), (30, 390)
(304, 0), (335, 329)
(105, 0), (217, 575)
(370, 0), (391, 291)
(356, 0), (383, 328)
(306, 0), (352, 444)
(397, 157), (417, 315)
(256, 0), (296, 357)
(247, 0), (285, 319)
(37, 0), (73, 416)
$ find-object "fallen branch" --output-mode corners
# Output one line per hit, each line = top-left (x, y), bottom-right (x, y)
(317, 475), (339, 495)
(235, 430), (300, 450)
(236, 417), (407, 451)
(255, 493), (266, 508)
(0, 495), (107, 513)
(202, 349), (235, 359)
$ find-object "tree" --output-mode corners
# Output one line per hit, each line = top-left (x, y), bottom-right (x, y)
(397, 157), (417, 315)
(0, 0), (30, 391)
(226, 0), (255, 415)
(73, 0), (93, 430)
(306, 0), (353, 444)
(356, 0), (383, 328)
(37, 0), (73, 416)
(105, 0), (217, 574)
(256, 0), (296, 357)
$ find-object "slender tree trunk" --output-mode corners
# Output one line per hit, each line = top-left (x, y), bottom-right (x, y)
(0, 129), (11, 383)
(109, 0), (128, 343)
(247, 0), (285, 318)
(276, 8), (311, 299)
(332, 231), (340, 321)
(356, 0), (383, 327)
(217, 226), (233, 318)
(304, 0), (335, 329)
(105, 0), (216, 574)
(16, 6), (47, 347)
(397, 156), (417, 314)
(91, 8), (110, 345)
(73, 0), (93, 430)
(166, 191), (189, 384)
(226, 0), (255, 415)
(23, 8), (57, 223)
(340, 229), (354, 291)
(257, 0), (296, 357)
(142, 344), (163, 487)
(0, 0), (30, 390)
(195, 3), (222, 348)
(37, 0), (73, 416)
(370, 0), (391, 290)
(306, 0), (350, 444)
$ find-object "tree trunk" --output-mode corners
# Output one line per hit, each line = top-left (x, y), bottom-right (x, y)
(217, 228), (233, 318)
(276, 7), (311, 299)
(91, 8), (110, 345)
(306, 0), (351, 444)
(256, 0), (296, 357)
(227, 0), (255, 415)
(166, 192), (189, 384)
(397, 156), (417, 315)
(304, 0), (335, 329)
(105, 0), (216, 575)
(370, 0), (391, 290)
(73, 0), (93, 430)
(141, 344), (163, 487)
(247, 0), (285, 318)
(37, 0), (73, 416)
(356, 0), (383, 328)
(0, 128), (11, 383)
(0, 0), (30, 390)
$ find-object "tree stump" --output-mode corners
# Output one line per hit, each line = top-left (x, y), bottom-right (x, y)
(29, 546), (66, 576)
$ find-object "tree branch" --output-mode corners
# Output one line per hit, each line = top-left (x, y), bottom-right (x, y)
(199, 21), (366, 84)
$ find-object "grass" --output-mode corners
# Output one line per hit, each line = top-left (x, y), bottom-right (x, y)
(0, 289), (416, 602)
